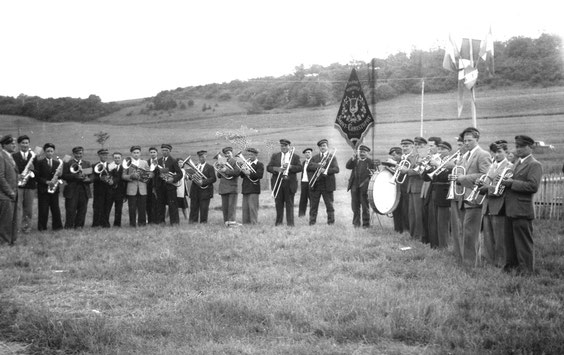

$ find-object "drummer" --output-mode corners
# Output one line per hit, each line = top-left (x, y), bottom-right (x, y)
(346, 144), (376, 228)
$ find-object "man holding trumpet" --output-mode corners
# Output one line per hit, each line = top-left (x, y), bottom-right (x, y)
(187, 150), (216, 224)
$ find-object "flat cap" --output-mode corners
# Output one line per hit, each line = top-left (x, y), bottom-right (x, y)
(161, 144), (172, 150)
(17, 135), (30, 143)
(438, 141), (452, 151)
(222, 146), (233, 154)
(358, 145), (370, 152)
(130, 145), (141, 152)
(97, 148), (109, 155)
(197, 150), (207, 156)
(389, 146), (402, 155)
(246, 147), (259, 155)
(72, 146), (84, 154)
(279, 139), (291, 146)
(400, 138), (414, 145)
(0, 135), (14, 145)
(302, 148), (313, 154)
(317, 139), (328, 146)
(414, 136), (427, 145)
(515, 135), (535, 147)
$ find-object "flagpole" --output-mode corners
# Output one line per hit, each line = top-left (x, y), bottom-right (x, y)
(420, 78), (424, 136)
(371, 58), (376, 161)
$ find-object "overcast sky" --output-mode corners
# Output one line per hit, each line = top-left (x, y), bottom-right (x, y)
(1, 0), (562, 102)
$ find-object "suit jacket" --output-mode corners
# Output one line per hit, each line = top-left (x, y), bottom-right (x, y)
(241, 160), (264, 195)
(110, 164), (127, 199)
(427, 166), (451, 208)
(346, 157), (375, 192)
(216, 157), (240, 195)
(156, 156), (183, 191)
(458, 146), (491, 207)
(406, 153), (423, 194)
(0, 150), (18, 201)
(12, 150), (36, 189)
(189, 162), (216, 199)
(35, 157), (62, 194)
(504, 156), (542, 219)
(122, 159), (150, 196)
(482, 159), (513, 215)
(62, 159), (92, 199)
(267, 152), (301, 194)
(306, 152), (339, 192)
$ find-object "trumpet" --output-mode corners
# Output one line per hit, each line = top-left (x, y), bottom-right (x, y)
(213, 152), (235, 180)
(309, 147), (337, 188)
(427, 150), (461, 180)
(183, 156), (209, 189)
(272, 147), (295, 199)
(465, 174), (490, 205)
(390, 159), (411, 184)
(47, 157), (64, 194)
(492, 167), (513, 196)
(18, 151), (36, 187)
(447, 165), (466, 200)
(235, 151), (258, 184)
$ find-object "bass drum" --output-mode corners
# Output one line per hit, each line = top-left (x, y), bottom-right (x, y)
(368, 168), (400, 215)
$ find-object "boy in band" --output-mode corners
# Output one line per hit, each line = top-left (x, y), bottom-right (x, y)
(267, 139), (301, 226)
(156, 143), (183, 225)
(0, 135), (18, 245)
(187, 150), (216, 223)
(13, 135), (36, 233)
(298, 148), (313, 217)
(240, 147), (264, 224)
(217, 147), (241, 226)
(122, 145), (151, 227)
(500, 135), (542, 273)
(346, 145), (375, 228)
(92, 149), (113, 228)
(109, 152), (126, 227)
(307, 139), (339, 225)
(62, 146), (92, 229)
(35, 143), (63, 231)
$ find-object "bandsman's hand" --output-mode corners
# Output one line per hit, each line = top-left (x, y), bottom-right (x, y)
(501, 178), (513, 187)
(448, 173), (458, 181)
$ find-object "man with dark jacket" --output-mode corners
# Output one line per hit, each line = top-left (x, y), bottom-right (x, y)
(240, 147), (264, 224)
(35, 143), (63, 231)
(216, 147), (241, 226)
(62, 146), (92, 229)
(187, 150), (216, 223)
(307, 139), (339, 225)
(155, 144), (183, 225)
(108, 152), (126, 227)
(92, 149), (113, 228)
(298, 148), (313, 217)
(0, 135), (18, 245)
(346, 145), (375, 228)
(13, 135), (36, 233)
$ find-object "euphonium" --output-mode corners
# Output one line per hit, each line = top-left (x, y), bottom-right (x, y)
(94, 161), (108, 175)
(70, 162), (82, 174)
(183, 156), (209, 189)
(18, 151), (36, 187)
(47, 157), (64, 194)
(235, 151), (258, 183)
(390, 159), (411, 184)
(213, 152), (235, 180)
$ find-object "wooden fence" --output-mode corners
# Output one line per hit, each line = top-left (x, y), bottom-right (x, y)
(534, 173), (564, 220)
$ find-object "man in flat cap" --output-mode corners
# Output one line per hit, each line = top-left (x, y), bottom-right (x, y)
(155, 144), (183, 225)
(298, 148), (313, 217)
(62, 146), (92, 229)
(240, 147), (264, 224)
(267, 139), (301, 226)
(13, 135), (37, 233)
(188, 150), (217, 223)
(92, 148), (113, 228)
(123, 146), (152, 227)
(425, 141), (452, 249)
(449, 127), (491, 266)
(35, 143), (63, 231)
(500, 135), (542, 273)
(108, 151), (126, 227)
(346, 144), (376, 228)
(146, 147), (159, 224)
(0, 135), (18, 245)
(399, 137), (425, 240)
(216, 146), (241, 226)
(389, 146), (408, 233)
(307, 139), (339, 225)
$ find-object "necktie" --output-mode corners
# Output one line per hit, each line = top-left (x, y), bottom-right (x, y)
(48, 159), (52, 168)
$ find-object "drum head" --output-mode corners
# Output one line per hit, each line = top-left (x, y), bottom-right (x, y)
(368, 168), (400, 215)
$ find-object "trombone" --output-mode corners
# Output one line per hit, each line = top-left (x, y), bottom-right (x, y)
(447, 165), (466, 200)
(272, 146), (295, 199)
(183, 156), (209, 189)
(309, 148), (337, 188)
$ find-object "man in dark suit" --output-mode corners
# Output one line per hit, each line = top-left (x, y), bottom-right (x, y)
(450, 127), (491, 267)
(108, 152), (126, 227)
(187, 150), (216, 223)
(155, 143), (182, 225)
(35, 143), (63, 231)
(346, 145), (376, 228)
(425, 141), (452, 249)
(240, 147), (264, 224)
(399, 137), (425, 240)
(92, 149), (113, 228)
(298, 148), (313, 217)
(267, 139), (301, 226)
(389, 146), (407, 233)
(62, 146), (92, 229)
(501, 135), (542, 273)
(146, 147), (159, 224)
(216, 147), (241, 226)
(307, 139), (339, 225)
(0, 135), (18, 245)
(13, 135), (36, 233)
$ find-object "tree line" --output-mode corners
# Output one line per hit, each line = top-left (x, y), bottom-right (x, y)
(0, 34), (561, 121)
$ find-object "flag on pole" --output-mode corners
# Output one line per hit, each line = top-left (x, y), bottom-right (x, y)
(334, 68), (374, 149)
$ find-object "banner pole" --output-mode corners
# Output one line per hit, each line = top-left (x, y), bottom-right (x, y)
(420, 78), (425, 137)
(371, 58), (376, 161)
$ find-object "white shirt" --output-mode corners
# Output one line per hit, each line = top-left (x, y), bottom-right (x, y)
(302, 159), (310, 182)
(519, 154), (532, 165)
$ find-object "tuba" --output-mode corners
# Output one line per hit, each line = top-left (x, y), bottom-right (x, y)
(213, 152), (235, 180)
(47, 157), (64, 194)
(183, 156), (209, 189)
(235, 151), (258, 184)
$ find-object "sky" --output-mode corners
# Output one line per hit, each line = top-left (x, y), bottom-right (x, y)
(1, 0), (562, 102)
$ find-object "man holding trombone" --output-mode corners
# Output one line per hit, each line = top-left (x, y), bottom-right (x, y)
(307, 139), (339, 226)
(267, 139), (300, 227)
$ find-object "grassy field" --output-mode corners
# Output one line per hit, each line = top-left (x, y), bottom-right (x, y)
(0, 191), (563, 354)
(1, 86), (564, 353)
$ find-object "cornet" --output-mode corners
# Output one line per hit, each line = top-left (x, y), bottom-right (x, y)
(390, 159), (411, 184)
(70, 162), (82, 174)
(94, 162), (108, 175)
(465, 174), (489, 205)
(492, 167), (513, 196)
(428, 150), (461, 180)
(447, 166), (466, 200)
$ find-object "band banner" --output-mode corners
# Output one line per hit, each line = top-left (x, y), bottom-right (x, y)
(334, 68), (374, 149)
